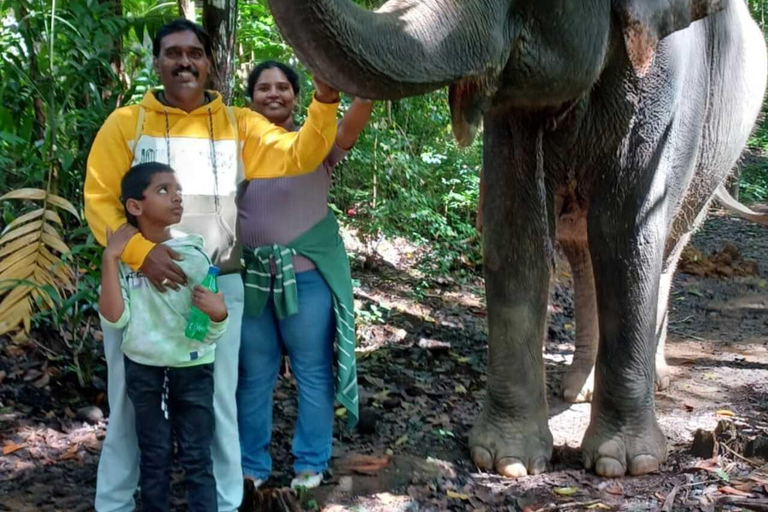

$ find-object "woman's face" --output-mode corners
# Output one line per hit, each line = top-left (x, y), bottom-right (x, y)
(251, 67), (296, 125)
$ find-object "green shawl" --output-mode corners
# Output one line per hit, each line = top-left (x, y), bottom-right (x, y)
(243, 210), (358, 428)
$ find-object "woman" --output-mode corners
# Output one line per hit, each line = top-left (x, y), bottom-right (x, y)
(236, 61), (373, 490)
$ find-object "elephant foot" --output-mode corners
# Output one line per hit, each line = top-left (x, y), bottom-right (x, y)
(654, 356), (671, 391)
(562, 362), (595, 403)
(582, 410), (667, 477)
(469, 408), (553, 477)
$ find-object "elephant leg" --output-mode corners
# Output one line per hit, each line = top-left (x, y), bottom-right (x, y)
(561, 240), (599, 403)
(654, 231), (692, 391)
(469, 118), (553, 478)
(580, 184), (668, 478)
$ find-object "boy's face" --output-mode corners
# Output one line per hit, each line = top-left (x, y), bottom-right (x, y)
(126, 172), (183, 227)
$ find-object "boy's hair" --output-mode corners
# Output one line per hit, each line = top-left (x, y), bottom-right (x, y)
(152, 19), (213, 58)
(121, 162), (175, 227)
(246, 60), (301, 101)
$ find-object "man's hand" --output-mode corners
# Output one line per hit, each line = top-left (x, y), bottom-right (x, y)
(139, 244), (187, 292)
(192, 286), (227, 323)
(313, 76), (340, 104)
(104, 224), (139, 262)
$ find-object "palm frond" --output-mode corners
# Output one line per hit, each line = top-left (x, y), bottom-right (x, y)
(0, 188), (79, 337)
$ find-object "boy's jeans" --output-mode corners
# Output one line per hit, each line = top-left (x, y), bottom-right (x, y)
(124, 358), (216, 512)
(237, 270), (336, 480)
(95, 274), (244, 512)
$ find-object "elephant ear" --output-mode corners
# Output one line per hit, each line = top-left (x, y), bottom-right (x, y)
(613, 0), (727, 76)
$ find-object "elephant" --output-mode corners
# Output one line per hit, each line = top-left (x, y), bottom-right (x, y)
(267, 0), (768, 477)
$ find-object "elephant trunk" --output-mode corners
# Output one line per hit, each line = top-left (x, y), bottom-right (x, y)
(267, 0), (510, 101)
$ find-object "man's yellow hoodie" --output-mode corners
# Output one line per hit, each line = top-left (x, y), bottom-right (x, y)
(84, 90), (338, 272)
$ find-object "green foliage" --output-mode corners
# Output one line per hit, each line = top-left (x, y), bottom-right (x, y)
(0, 0), (174, 383)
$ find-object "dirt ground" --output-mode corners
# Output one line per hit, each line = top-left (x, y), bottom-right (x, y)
(0, 208), (766, 512)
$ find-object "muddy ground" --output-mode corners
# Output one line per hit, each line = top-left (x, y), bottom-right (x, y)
(0, 208), (766, 512)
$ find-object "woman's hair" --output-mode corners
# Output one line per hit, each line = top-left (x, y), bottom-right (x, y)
(121, 162), (175, 227)
(246, 60), (301, 101)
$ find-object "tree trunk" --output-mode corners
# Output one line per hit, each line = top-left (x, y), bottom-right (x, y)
(203, 0), (237, 104)
(100, 0), (124, 97)
(16, 5), (45, 142)
(178, 0), (196, 22)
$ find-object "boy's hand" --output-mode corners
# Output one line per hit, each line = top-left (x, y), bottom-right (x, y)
(104, 224), (139, 262)
(192, 286), (227, 323)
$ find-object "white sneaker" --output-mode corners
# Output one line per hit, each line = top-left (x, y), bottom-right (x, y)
(290, 472), (322, 490)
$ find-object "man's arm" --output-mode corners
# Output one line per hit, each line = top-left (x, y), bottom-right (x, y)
(84, 109), (155, 270)
(241, 78), (341, 180)
(85, 109), (187, 290)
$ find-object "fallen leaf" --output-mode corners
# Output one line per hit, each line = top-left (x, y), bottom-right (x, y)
(586, 504), (611, 510)
(716, 410), (735, 417)
(719, 485), (752, 497)
(335, 407), (347, 417)
(446, 490), (470, 500)
(455, 384), (467, 394)
(395, 435), (409, 446)
(2, 443), (25, 455)
(554, 487), (578, 496)
(715, 468), (731, 483)
(33, 373), (50, 388)
(733, 481), (756, 493)
(603, 481), (624, 496)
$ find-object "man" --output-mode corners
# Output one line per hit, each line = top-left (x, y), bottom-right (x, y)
(84, 19), (340, 512)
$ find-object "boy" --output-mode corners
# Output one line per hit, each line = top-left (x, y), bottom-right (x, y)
(99, 162), (228, 512)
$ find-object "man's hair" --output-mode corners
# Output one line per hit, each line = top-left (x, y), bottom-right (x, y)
(121, 162), (176, 227)
(246, 60), (301, 101)
(152, 19), (212, 58)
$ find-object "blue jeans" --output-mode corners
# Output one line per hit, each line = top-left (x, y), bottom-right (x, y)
(237, 270), (335, 479)
(125, 358), (216, 512)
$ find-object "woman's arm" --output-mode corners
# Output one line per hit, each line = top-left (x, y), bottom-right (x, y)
(336, 98), (374, 150)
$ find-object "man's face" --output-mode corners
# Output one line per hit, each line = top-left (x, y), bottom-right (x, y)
(153, 30), (210, 99)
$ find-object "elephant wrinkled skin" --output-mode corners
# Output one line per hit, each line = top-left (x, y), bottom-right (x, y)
(268, 0), (768, 477)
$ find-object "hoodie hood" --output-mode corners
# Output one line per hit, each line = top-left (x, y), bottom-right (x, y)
(139, 89), (226, 116)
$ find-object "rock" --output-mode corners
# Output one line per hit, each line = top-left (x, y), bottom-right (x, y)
(356, 408), (378, 435)
(745, 435), (768, 460)
(417, 338), (451, 352)
(691, 428), (716, 458)
(76, 405), (104, 424)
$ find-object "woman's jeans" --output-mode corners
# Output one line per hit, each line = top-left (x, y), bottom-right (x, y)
(237, 270), (335, 479)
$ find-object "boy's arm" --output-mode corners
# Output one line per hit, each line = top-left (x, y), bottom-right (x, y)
(241, 81), (340, 180)
(84, 109), (156, 270)
(98, 257), (128, 326)
(98, 225), (137, 326)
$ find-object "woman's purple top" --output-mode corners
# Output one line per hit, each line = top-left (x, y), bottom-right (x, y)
(237, 144), (348, 273)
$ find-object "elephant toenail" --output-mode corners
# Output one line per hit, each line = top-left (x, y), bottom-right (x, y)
(471, 447), (493, 470)
(497, 457), (527, 478)
(530, 457), (548, 475)
(629, 454), (660, 476)
(595, 457), (625, 478)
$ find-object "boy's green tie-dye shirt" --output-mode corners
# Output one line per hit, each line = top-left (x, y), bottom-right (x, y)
(99, 233), (228, 367)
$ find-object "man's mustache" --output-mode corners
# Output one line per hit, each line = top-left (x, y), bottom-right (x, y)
(172, 67), (199, 77)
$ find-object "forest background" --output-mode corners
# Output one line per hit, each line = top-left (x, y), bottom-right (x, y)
(0, 0), (766, 387)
